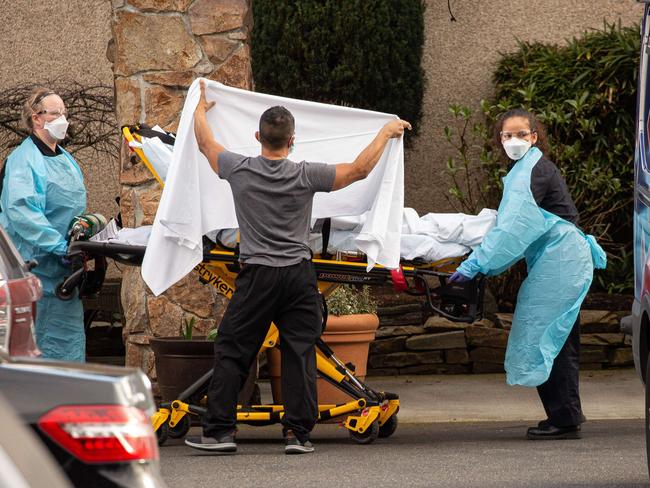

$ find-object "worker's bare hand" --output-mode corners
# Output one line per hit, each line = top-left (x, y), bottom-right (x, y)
(382, 119), (412, 138)
(196, 79), (215, 115)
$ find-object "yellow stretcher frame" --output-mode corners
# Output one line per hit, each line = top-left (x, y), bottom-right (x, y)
(108, 126), (476, 444)
(122, 125), (166, 187)
(145, 246), (464, 445)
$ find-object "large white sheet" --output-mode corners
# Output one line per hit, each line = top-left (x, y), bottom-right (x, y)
(142, 79), (404, 296)
(308, 208), (497, 262)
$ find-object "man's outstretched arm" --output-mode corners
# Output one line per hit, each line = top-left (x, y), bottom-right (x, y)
(332, 119), (411, 191)
(194, 79), (226, 175)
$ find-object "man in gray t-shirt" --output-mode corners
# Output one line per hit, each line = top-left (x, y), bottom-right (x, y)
(186, 80), (410, 455)
(217, 150), (334, 266)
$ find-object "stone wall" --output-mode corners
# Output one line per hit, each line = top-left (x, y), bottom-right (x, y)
(108, 0), (252, 387)
(368, 300), (632, 376)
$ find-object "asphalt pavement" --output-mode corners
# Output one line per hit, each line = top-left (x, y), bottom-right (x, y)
(159, 368), (648, 487)
(161, 421), (649, 488)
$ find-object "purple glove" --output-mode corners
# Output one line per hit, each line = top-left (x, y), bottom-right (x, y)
(60, 255), (72, 267)
(448, 271), (472, 283)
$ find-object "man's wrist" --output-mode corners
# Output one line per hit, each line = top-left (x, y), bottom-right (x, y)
(378, 127), (392, 140)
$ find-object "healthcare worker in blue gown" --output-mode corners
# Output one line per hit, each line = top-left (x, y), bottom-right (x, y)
(449, 109), (606, 440)
(0, 88), (86, 361)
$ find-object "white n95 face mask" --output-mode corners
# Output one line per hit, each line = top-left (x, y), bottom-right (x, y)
(44, 115), (69, 140)
(503, 137), (532, 161)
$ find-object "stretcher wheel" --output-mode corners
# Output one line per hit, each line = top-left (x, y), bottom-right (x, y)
(378, 414), (398, 438)
(55, 282), (75, 301)
(167, 415), (191, 439)
(348, 420), (379, 445)
(156, 423), (169, 446)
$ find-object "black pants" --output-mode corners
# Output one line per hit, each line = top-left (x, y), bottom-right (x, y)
(203, 260), (322, 442)
(536, 316), (583, 427)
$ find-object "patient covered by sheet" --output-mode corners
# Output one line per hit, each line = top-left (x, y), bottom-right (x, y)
(109, 208), (496, 263)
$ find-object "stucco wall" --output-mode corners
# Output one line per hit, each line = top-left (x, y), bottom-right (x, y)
(0, 0), (116, 219)
(409, 0), (644, 214)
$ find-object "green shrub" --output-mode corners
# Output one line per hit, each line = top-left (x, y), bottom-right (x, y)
(251, 0), (425, 139)
(444, 21), (639, 296)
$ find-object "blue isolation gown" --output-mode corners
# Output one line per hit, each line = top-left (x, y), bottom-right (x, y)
(0, 136), (86, 361)
(457, 147), (606, 386)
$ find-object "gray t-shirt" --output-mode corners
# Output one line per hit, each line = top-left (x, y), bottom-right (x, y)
(218, 150), (336, 266)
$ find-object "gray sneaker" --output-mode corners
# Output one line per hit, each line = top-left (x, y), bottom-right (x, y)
(284, 430), (314, 454)
(185, 431), (237, 453)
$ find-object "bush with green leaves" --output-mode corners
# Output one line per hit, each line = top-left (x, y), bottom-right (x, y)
(251, 0), (425, 139)
(444, 22), (639, 295)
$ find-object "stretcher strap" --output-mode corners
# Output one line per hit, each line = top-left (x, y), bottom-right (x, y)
(321, 218), (332, 259)
(129, 124), (176, 146)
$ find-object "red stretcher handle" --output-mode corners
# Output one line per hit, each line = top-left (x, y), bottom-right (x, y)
(390, 266), (408, 292)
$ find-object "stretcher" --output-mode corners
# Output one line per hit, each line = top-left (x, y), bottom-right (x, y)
(57, 125), (485, 445)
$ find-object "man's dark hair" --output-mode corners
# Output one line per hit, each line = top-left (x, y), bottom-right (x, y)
(259, 106), (295, 150)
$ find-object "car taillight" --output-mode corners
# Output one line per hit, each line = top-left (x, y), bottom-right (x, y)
(0, 280), (11, 355)
(38, 405), (159, 463)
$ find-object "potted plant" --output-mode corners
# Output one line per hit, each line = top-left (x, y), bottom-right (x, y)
(149, 316), (258, 439)
(267, 285), (380, 405)
(150, 316), (257, 402)
(149, 316), (218, 404)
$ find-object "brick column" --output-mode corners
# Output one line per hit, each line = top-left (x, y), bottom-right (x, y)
(107, 0), (253, 391)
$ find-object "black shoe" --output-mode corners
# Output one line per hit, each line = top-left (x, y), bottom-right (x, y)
(185, 431), (237, 453)
(284, 430), (314, 454)
(526, 424), (581, 440)
(538, 413), (586, 429)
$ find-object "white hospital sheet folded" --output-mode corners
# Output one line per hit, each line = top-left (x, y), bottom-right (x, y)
(310, 208), (497, 262)
(103, 207), (495, 264)
(112, 226), (152, 246)
(217, 207), (496, 262)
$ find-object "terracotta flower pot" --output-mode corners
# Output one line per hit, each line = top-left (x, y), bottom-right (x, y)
(266, 313), (379, 405)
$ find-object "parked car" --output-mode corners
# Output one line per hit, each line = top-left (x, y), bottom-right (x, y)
(0, 358), (165, 487)
(0, 224), (167, 487)
(0, 393), (71, 488)
(0, 224), (42, 357)
(630, 0), (650, 478)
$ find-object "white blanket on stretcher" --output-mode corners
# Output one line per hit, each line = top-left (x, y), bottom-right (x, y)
(110, 207), (496, 262)
(309, 208), (496, 262)
(142, 79), (404, 296)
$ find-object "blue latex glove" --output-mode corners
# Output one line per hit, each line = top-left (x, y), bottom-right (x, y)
(448, 271), (472, 283)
